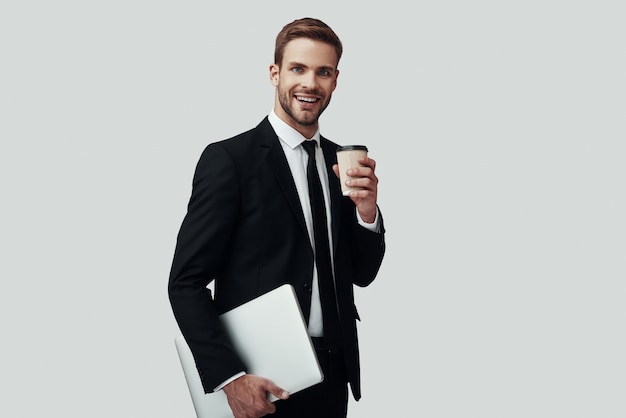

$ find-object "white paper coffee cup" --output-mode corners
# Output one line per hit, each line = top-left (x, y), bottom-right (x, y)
(336, 145), (368, 196)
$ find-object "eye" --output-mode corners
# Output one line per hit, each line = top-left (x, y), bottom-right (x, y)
(317, 67), (335, 78)
(292, 67), (304, 73)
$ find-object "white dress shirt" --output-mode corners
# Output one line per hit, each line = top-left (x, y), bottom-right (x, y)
(268, 110), (333, 337)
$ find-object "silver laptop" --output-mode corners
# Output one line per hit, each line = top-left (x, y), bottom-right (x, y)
(174, 284), (323, 418)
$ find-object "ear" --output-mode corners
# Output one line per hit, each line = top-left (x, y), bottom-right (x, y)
(332, 69), (340, 91)
(269, 64), (280, 86)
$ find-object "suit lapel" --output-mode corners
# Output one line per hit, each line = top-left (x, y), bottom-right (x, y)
(256, 118), (309, 236)
(256, 118), (342, 253)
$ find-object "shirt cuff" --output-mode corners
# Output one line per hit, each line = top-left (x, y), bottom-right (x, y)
(356, 207), (381, 233)
(213, 371), (246, 392)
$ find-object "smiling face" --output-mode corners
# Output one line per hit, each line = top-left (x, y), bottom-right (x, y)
(270, 38), (339, 138)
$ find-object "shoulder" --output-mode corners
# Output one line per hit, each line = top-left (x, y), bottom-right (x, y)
(202, 117), (275, 157)
(320, 134), (340, 149)
(320, 135), (341, 164)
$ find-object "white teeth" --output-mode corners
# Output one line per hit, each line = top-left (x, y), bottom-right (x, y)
(297, 96), (316, 103)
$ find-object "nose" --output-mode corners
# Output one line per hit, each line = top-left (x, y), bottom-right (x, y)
(300, 71), (318, 89)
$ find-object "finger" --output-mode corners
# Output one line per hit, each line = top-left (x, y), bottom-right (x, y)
(347, 187), (376, 198)
(345, 177), (371, 191)
(332, 163), (340, 178)
(357, 156), (376, 170)
(347, 169), (378, 188)
(266, 383), (289, 400)
(346, 166), (373, 179)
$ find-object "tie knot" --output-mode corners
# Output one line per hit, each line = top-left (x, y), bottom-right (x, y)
(301, 140), (317, 157)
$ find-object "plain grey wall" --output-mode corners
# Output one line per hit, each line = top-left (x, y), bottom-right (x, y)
(1, 1), (624, 417)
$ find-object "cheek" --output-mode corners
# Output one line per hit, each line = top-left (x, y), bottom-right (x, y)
(324, 81), (337, 95)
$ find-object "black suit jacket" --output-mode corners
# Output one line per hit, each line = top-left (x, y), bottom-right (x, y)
(168, 117), (385, 400)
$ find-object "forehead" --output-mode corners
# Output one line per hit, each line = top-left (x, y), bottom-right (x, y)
(282, 38), (338, 69)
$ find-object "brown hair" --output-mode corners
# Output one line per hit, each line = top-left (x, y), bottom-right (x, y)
(274, 17), (343, 67)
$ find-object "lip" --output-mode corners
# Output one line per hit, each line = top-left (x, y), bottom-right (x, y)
(294, 95), (320, 109)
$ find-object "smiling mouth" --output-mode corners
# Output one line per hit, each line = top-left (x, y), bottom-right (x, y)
(296, 96), (319, 103)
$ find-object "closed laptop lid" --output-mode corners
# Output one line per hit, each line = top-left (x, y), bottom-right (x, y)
(175, 284), (323, 418)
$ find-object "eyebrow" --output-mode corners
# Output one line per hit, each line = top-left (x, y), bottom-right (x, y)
(287, 61), (337, 73)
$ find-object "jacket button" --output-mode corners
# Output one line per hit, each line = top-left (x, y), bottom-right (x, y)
(303, 283), (311, 292)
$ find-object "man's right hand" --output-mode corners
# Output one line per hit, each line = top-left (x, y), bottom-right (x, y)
(223, 374), (289, 418)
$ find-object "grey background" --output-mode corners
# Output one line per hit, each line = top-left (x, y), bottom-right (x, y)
(1, 1), (624, 417)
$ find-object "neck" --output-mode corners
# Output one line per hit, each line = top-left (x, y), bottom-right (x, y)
(273, 107), (319, 139)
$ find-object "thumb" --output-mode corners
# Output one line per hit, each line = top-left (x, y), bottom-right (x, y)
(265, 382), (289, 400)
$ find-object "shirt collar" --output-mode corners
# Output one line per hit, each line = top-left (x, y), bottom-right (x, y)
(268, 109), (321, 150)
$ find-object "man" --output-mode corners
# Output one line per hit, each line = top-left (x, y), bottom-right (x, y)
(168, 17), (385, 418)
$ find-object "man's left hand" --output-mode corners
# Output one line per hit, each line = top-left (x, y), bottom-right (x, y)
(333, 155), (378, 223)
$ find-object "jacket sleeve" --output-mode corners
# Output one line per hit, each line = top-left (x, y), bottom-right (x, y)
(341, 196), (386, 288)
(352, 208), (385, 287)
(168, 143), (247, 393)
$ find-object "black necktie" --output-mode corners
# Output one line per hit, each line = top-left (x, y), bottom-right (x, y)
(301, 140), (341, 350)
